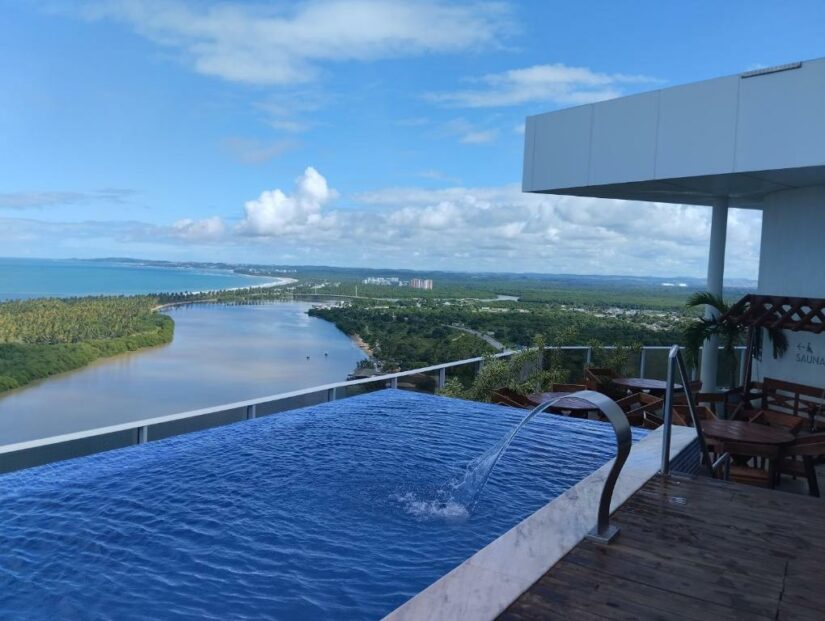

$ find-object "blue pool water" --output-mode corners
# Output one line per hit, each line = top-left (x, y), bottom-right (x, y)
(0, 390), (647, 620)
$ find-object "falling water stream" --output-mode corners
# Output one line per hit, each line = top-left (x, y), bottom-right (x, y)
(404, 399), (568, 519)
(451, 401), (558, 509)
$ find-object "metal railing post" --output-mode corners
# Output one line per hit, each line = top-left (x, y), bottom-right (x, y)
(662, 344), (715, 478)
(673, 350), (714, 476)
(437, 368), (446, 389)
(661, 347), (677, 476)
(137, 426), (149, 444)
(246, 404), (257, 420)
(738, 348), (747, 387)
(390, 377), (398, 389)
(327, 388), (336, 402)
(585, 346), (592, 366)
(639, 348), (647, 379)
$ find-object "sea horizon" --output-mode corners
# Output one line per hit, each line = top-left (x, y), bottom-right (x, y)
(0, 257), (282, 301)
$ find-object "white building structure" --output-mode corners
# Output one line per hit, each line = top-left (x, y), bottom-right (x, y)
(410, 278), (434, 290)
(523, 58), (825, 390)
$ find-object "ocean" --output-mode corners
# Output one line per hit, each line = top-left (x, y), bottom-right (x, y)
(0, 257), (278, 300)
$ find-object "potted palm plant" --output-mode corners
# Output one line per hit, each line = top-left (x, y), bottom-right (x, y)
(683, 292), (788, 389)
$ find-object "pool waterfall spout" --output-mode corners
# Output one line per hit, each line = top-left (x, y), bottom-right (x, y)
(452, 390), (631, 545)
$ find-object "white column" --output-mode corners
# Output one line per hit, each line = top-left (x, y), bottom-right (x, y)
(700, 196), (729, 392)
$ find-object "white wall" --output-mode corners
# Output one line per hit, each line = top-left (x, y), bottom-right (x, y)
(755, 185), (825, 387)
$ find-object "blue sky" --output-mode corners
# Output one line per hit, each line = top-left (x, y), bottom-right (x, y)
(1, 1), (824, 277)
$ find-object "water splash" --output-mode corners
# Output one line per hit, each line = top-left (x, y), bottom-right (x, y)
(391, 491), (470, 521)
(394, 402), (553, 519)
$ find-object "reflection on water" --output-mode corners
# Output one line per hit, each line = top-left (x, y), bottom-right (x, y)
(0, 303), (365, 443)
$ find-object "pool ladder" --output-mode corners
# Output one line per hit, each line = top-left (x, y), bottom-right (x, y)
(660, 345), (731, 480)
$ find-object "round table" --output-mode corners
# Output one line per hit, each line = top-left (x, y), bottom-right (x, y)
(701, 420), (795, 446)
(612, 377), (682, 395)
(528, 391), (601, 416)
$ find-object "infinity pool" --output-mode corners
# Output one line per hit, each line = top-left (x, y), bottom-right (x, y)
(0, 390), (646, 620)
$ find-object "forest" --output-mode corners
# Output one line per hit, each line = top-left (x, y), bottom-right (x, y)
(309, 298), (688, 372)
(0, 297), (173, 392)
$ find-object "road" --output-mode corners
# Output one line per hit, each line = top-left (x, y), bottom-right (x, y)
(446, 324), (507, 351)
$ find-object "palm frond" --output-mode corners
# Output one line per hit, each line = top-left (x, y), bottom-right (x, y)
(682, 318), (716, 369)
(685, 291), (729, 315)
(765, 326), (789, 359)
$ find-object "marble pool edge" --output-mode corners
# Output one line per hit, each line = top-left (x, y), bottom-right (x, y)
(382, 425), (697, 621)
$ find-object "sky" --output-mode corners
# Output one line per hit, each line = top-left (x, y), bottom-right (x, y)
(1, 1), (824, 279)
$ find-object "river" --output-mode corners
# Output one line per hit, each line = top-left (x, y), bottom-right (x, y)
(0, 302), (366, 443)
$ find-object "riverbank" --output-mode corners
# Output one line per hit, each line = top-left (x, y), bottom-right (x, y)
(350, 334), (374, 358)
(0, 274), (299, 395)
(0, 297), (173, 393)
(0, 302), (366, 443)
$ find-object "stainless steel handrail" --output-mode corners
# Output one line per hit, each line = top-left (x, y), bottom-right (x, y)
(661, 344), (717, 478)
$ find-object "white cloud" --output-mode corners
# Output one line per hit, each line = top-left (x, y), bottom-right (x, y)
(222, 137), (296, 164)
(171, 216), (226, 240)
(237, 166), (338, 236)
(2, 171), (762, 280)
(81, 0), (511, 85)
(428, 63), (660, 108)
(388, 201), (462, 231)
(268, 119), (312, 133)
(350, 183), (761, 278)
(460, 129), (498, 144)
(439, 118), (500, 145)
(0, 189), (135, 209)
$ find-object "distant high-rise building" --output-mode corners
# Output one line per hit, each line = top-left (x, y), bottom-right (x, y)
(410, 278), (433, 290)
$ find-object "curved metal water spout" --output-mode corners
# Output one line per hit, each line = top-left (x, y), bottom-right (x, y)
(547, 390), (631, 545)
(460, 390), (631, 542)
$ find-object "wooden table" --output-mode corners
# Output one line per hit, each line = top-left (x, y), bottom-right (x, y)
(702, 420), (795, 446)
(701, 420), (796, 487)
(527, 391), (601, 417)
(612, 377), (682, 395)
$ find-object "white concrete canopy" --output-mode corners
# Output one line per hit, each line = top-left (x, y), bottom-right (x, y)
(523, 57), (825, 390)
(523, 58), (825, 208)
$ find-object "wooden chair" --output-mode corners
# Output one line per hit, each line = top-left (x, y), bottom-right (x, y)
(671, 404), (721, 453)
(671, 404), (718, 426)
(780, 432), (825, 497)
(584, 367), (622, 399)
(615, 392), (664, 429)
(693, 392), (730, 418)
(733, 377), (825, 432)
(490, 387), (535, 409)
(745, 409), (806, 434)
(548, 383), (586, 393)
(672, 380), (703, 406)
(720, 440), (781, 489)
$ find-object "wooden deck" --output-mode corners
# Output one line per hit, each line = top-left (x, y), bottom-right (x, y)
(499, 474), (824, 620)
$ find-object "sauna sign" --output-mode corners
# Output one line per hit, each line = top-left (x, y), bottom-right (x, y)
(795, 341), (825, 367)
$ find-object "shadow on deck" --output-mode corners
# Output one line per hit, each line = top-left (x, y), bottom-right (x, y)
(499, 474), (824, 620)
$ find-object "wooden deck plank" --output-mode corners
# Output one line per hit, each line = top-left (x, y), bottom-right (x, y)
(498, 475), (824, 620)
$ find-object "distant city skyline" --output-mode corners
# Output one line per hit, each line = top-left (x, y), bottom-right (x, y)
(2, 1), (824, 279)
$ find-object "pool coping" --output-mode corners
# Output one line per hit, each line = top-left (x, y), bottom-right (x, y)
(382, 425), (697, 621)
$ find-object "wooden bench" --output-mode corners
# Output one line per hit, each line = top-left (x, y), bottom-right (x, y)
(738, 377), (825, 432)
